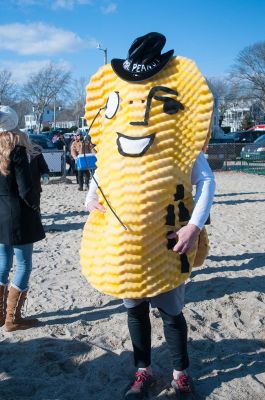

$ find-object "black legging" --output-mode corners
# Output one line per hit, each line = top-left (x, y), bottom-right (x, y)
(127, 301), (189, 371)
(78, 170), (90, 188)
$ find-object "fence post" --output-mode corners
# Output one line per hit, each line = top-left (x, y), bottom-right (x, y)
(62, 146), (67, 178)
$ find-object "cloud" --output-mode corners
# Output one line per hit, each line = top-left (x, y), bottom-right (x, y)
(101, 2), (117, 14)
(10, 0), (41, 5)
(88, 38), (102, 49)
(0, 23), (86, 55)
(52, 0), (92, 10)
(8, 0), (44, 6)
(6, 0), (116, 12)
(0, 59), (72, 84)
(8, 0), (92, 9)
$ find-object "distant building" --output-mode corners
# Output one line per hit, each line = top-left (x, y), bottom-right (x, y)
(24, 106), (54, 130)
(52, 120), (76, 129)
(42, 107), (54, 124)
(25, 106), (76, 130)
(24, 114), (37, 130)
(221, 102), (251, 132)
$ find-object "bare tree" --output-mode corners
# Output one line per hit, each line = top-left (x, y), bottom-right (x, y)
(22, 63), (71, 131)
(208, 77), (241, 126)
(13, 100), (33, 128)
(0, 70), (16, 104)
(231, 41), (265, 111)
(70, 77), (87, 127)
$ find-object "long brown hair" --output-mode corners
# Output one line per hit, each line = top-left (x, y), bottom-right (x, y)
(0, 130), (39, 176)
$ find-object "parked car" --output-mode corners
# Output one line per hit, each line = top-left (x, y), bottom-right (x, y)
(28, 134), (57, 150)
(41, 130), (55, 140)
(224, 130), (265, 158)
(20, 128), (35, 135)
(240, 134), (265, 162)
(205, 137), (235, 170)
(63, 132), (75, 140)
(233, 130), (264, 143)
(52, 128), (71, 135)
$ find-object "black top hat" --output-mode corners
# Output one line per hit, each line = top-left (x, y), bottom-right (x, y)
(111, 32), (174, 82)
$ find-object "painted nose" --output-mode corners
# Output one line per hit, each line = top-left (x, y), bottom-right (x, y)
(129, 101), (148, 126)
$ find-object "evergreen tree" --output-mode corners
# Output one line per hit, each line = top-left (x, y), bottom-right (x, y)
(239, 113), (253, 130)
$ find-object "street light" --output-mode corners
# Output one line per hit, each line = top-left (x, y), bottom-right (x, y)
(97, 43), (107, 65)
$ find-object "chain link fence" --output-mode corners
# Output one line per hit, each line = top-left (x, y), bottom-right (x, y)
(44, 145), (265, 178)
(42, 149), (66, 176)
(206, 143), (265, 175)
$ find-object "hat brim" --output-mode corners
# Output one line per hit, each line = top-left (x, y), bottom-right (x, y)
(111, 50), (174, 82)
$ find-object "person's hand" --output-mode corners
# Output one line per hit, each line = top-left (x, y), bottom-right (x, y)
(85, 199), (106, 213)
(167, 224), (200, 254)
(41, 174), (49, 185)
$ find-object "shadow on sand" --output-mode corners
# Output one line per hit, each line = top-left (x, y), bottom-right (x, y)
(33, 299), (125, 326)
(0, 336), (264, 399)
(192, 252), (265, 277)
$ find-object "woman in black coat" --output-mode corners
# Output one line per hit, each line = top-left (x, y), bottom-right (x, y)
(0, 105), (45, 332)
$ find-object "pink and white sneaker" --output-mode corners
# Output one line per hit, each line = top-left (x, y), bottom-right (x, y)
(171, 374), (194, 399)
(124, 369), (155, 399)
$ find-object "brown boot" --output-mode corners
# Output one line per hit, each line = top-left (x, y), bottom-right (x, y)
(0, 284), (8, 327)
(5, 286), (38, 332)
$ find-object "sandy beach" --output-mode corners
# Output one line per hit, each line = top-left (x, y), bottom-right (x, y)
(0, 171), (264, 400)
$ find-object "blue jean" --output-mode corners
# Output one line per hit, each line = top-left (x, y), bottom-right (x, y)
(0, 243), (33, 291)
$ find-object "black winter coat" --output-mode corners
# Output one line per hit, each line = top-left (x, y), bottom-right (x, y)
(30, 152), (49, 194)
(0, 145), (45, 245)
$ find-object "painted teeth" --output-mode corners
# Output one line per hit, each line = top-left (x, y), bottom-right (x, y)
(119, 136), (152, 155)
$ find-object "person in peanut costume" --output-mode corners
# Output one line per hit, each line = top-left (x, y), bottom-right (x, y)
(81, 32), (215, 399)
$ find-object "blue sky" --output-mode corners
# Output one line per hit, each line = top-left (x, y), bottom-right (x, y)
(0, 0), (264, 84)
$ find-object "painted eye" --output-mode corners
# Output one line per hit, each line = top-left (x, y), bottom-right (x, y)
(105, 92), (119, 119)
(163, 98), (184, 115)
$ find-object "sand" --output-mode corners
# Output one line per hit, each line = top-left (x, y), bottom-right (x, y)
(0, 171), (264, 400)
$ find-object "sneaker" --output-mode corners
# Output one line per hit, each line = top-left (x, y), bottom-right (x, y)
(171, 374), (194, 399)
(124, 370), (154, 399)
(78, 187), (83, 191)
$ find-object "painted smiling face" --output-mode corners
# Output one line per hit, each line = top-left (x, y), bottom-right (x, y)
(85, 57), (212, 174)
(105, 86), (184, 157)
(80, 56), (213, 299)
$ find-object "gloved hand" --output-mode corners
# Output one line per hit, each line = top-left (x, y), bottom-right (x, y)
(41, 174), (49, 185)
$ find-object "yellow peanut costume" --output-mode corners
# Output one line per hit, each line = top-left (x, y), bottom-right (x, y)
(80, 33), (213, 299)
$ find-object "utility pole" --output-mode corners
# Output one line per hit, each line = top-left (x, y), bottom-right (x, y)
(53, 97), (56, 129)
(97, 43), (108, 64)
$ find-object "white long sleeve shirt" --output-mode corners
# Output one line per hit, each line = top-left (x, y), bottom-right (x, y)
(85, 152), (215, 230)
(189, 151), (216, 228)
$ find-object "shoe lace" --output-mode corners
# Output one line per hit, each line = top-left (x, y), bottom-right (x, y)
(175, 375), (192, 393)
(131, 370), (149, 390)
